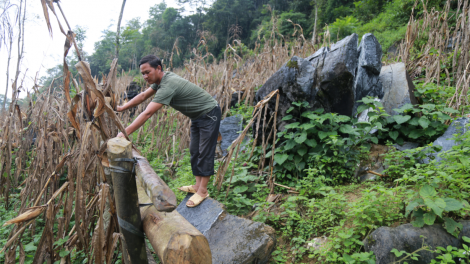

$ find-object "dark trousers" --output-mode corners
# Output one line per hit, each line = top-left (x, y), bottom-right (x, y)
(189, 106), (221, 177)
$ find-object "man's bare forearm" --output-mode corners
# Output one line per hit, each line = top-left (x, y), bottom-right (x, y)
(125, 110), (153, 135)
(121, 93), (146, 111)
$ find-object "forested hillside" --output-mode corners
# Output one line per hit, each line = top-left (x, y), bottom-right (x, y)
(40, 0), (449, 88)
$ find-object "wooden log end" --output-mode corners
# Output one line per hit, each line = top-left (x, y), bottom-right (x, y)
(164, 234), (212, 264)
(108, 137), (132, 154)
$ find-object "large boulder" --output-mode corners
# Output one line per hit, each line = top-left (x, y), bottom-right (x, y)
(126, 81), (141, 100)
(429, 117), (469, 162)
(353, 33), (384, 114)
(364, 221), (470, 264)
(254, 34), (360, 136)
(219, 115), (243, 156)
(177, 195), (277, 264)
(379, 63), (418, 115)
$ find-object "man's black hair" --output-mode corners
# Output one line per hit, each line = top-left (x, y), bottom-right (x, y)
(139, 55), (163, 71)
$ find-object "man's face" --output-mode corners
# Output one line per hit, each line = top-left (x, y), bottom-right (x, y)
(140, 63), (161, 84)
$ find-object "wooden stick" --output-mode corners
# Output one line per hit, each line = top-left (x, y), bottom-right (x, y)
(274, 182), (297, 191)
(366, 170), (387, 177)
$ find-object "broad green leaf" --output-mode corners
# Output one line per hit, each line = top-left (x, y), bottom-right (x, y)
(370, 137), (378, 144)
(391, 248), (405, 257)
(393, 115), (411, 125)
(421, 104), (436, 110)
(304, 139), (317, 148)
(419, 184), (436, 198)
(294, 131), (308, 144)
(285, 122), (300, 129)
(406, 199), (422, 216)
(297, 146), (308, 156)
(59, 250), (70, 258)
(284, 139), (296, 151)
(412, 215), (425, 228)
(408, 129), (424, 139)
(443, 198), (464, 212)
(357, 104), (369, 114)
(301, 123), (315, 130)
(425, 129), (437, 136)
(393, 104), (414, 113)
(282, 115), (293, 121)
(443, 107), (459, 114)
(24, 242), (37, 252)
(443, 217), (463, 238)
(340, 125), (355, 134)
(418, 117), (431, 129)
(423, 212), (436, 225)
(274, 153), (289, 165)
(408, 117), (420, 126)
(286, 106), (295, 113)
(424, 198), (446, 217)
(335, 115), (351, 122)
(233, 185), (248, 193)
(318, 131), (329, 140)
(389, 131), (399, 141)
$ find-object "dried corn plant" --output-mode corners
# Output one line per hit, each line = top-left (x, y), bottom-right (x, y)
(398, 0), (470, 111)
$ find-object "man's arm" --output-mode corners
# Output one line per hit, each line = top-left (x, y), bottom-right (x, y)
(117, 87), (156, 112)
(118, 102), (163, 137)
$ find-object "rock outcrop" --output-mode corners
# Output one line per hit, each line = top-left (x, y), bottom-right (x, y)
(177, 194), (277, 264)
(429, 117), (469, 162)
(219, 115), (243, 156)
(253, 33), (384, 138)
(364, 221), (470, 264)
(380, 62), (418, 116)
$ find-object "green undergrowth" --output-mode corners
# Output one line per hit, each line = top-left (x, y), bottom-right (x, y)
(141, 91), (470, 263)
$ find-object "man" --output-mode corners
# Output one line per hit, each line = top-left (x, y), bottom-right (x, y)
(117, 55), (221, 207)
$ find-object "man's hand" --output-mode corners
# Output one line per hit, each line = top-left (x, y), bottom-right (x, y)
(116, 105), (124, 112)
(117, 132), (125, 138)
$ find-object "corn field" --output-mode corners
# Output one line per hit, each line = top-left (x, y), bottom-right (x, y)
(0, 0), (469, 263)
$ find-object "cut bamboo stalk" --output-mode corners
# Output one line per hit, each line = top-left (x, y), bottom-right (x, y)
(132, 149), (177, 212)
(137, 179), (212, 264)
(108, 137), (148, 264)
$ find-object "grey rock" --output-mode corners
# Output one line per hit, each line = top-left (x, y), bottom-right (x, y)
(353, 34), (384, 114)
(357, 33), (383, 74)
(254, 33), (387, 140)
(230, 91), (245, 108)
(177, 194), (225, 235)
(430, 117), (469, 162)
(316, 33), (358, 116)
(254, 55), (317, 134)
(177, 194), (277, 264)
(219, 115), (243, 156)
(364, 221), (470, 264)
(394, 141), (420, 151)
(125, 81), (141, 100)
(380, 63), (418, 116)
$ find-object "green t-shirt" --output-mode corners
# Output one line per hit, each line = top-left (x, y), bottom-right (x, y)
(150, 72), (217, 120)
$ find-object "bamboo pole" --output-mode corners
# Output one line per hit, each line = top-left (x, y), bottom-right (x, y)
(108, 137), (148, 264)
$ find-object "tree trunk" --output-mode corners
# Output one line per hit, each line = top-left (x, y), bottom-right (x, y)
(133, 150), (177, 212)
(107, 137), (148, 264)
(115, 0), (127, 58)
(137, 178), (212, 264)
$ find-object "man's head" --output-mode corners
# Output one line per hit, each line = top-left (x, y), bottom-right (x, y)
(139, 55), (164, 85)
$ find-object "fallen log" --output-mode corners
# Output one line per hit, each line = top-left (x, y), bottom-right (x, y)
(137, 179), (212, 264)
(133, 149), (177, 212)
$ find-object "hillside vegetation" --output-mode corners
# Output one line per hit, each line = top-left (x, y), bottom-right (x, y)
(1, 0), (470, 263)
